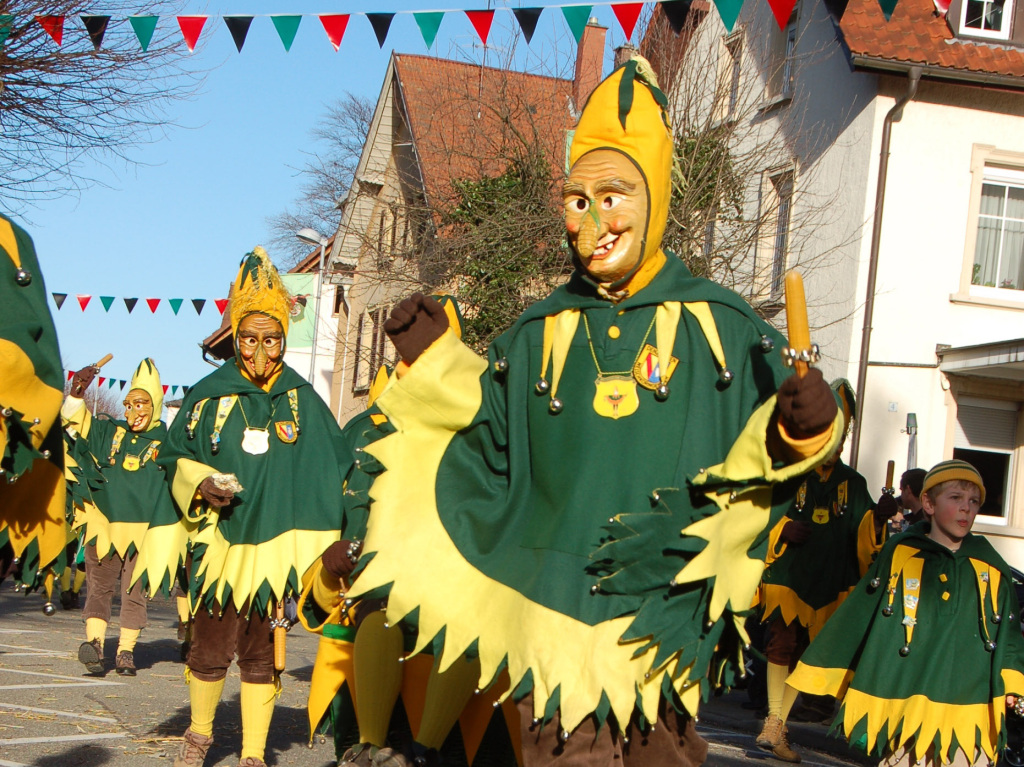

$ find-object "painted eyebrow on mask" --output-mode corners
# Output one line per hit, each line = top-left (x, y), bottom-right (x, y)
(562, 178), (638, 197)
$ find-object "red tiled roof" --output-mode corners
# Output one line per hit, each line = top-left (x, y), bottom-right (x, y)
(393, 54), (576, 207)
(838, 0), (1024, 82)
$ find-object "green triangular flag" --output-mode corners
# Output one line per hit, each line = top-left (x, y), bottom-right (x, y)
(100, 296), (115, 312)
(877, 0), (898, 20)
(414, 12), (444, 49)
(130, 15), (158, 52)
(108, 378), (117, 389)
(0, 15), (15, 47)
(713, 0), (743, 31)
(271, 15), (301, 51)
(169, 298), (183, 315)
(561, 6), (592, 43)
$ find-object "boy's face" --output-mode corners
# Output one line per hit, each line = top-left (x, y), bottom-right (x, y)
(923, 482), (982, 549)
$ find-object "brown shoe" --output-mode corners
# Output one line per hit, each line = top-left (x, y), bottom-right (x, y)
(115, 650), (136, 676)
(756, 714), (784, 749)
(371, 747), (412, 767)
(339, 743), (377, 767)
(78, 639), (104, 675)
(173, 728), (213, 767)
(770, 727), (801, 763)
(237, 758), (267, 767)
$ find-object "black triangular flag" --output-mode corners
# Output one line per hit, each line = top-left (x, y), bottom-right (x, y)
(192, 298), (206, 316)
(124, 297), (138, 313)
(366, 13), (394, 48)
(512, 8), (543, 44)
(660, 0), (694, 34)
(119, 379), (126, 391)
(81, 16), (110, 49)
(52, 292), (67, 309)
(223, 16), (253, 52)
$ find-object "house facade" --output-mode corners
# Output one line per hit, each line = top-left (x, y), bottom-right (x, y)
(666, 0), (1024, 562)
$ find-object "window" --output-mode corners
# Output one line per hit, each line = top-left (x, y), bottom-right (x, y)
(352, 305), (396, 393)
(332, 287), (345, 317)
(972, 168), (1024, 292)
(714, 33), (743, 123)
(953, 397), (1018, 519)
(757, 169), (794, 298)
(765, 18), (797, 102)
(960, 0), (1013, 39)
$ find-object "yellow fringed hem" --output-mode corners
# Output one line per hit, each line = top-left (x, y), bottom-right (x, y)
(130, 520), (195, 598)
(759, 584), (852, 640)
(71, 504), (149, 562)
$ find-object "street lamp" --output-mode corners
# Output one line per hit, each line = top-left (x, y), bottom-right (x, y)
(295, 228), (328, 387)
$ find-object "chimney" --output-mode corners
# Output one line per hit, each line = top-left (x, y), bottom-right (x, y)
(573, 18), (607, 113)
(614, 43), (639, 69)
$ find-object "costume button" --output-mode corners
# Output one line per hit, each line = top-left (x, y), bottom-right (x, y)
(942, 592), (950, 600)
(607, 326), (620, 339)
(939, 573), (948, 582)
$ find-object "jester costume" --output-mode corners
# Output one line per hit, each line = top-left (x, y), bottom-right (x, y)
(787, 523), (1024, 765)
(0, 212), (67, 597)
(349, 60), (844, 765)
(62, 357), (176, 675)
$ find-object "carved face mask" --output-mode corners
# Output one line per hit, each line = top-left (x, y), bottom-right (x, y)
(236, 312), (285, 384)
(564, 149), (650, 286)
(123, 389), (154, 433)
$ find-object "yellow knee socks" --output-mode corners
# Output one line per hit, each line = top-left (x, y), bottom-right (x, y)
(117, 628), (140, 654)
(767, 662), (799, 722)
(176, 595), (190, 623)
(85, 618), (107, 644)
(240, 682), (276, 760)
(188, 676), (225, 737)
(354, 610), (403, 747)
(60, 567), (71, 592)
(73, 569), (85, 593)
(416, 655), (480, 750)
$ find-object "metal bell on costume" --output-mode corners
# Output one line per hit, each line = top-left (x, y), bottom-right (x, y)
(535, 378), (550, 395)
(494, 357), (509, 373)
(882, 606), (893, 617)
(548, 397), (563, 414)
(760, 335), (774, 353)
(14, 268), (31, 286)
(869, 578), (881, 589)
(899, 645), (910, 657)
(718, 368), (733, 384)
(654, 382), (669, 401)
(986, 640), (997, 652)
(42, 602), (56, 616)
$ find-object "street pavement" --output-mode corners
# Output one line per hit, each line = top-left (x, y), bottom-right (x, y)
(0, 581), (871, 766)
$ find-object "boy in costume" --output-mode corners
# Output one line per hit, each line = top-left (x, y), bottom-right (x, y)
(349, 58), (844, 766)
(134, 248), (348, 767)
(755, 380), (897, 761)
(787, 460), (1024, 766)
(62, 357), (175, 676)
(0, 212), (67, 595)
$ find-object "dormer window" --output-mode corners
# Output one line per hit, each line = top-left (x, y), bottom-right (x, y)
(960, 0), (1013, 39)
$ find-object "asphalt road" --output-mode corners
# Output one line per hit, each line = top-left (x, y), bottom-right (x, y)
(0, 582), (867, 767)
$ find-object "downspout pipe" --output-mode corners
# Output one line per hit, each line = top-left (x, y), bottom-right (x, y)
(850, 66), (922, 469)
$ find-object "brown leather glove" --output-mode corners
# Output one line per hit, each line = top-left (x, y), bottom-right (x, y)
(197, 478), (234, 508)
(384, 293), (450, 365)
(776, 368), (838, 439)
(874, 493), (899, 523)
(69, 366), (99, 398)
(779, 520), (812, 546)
(321, 539), (361, 578)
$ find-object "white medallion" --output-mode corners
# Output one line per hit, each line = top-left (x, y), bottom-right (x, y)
(241, 427), (270, 455)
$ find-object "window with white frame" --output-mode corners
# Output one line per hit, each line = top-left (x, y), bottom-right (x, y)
(352, 305), (396, 393)
(959, 0), (1013, 39)
(765, 15), (798, 101)
(971, 166), (1024, 292)
(714, 33), (743, 123)
(758, 169), (794, 298)
(952, 397), (1018, 519)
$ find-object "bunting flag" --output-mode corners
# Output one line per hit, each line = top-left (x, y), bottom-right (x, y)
(713, 0), (743, 31)
(766, 0), (797, 27)
(108, 378), (117, 389)
(512, 8), (543, 44)
(320, 14), (349, 51)
(130, 15), (158, 52)
(162, 385), (169, 395)
(224, 15), (253, 52)
(51, 291), (226, 314)
(465, 10), (495, 45)
(100, 296), (115, 312)
(177, 15), (207, 52)
(660, 0), (693, 33)
(215, 298), (229, 315)
(561, 6), (592, 43)
(81, 15), (109, 49)
(612, 3), (643, 38)
(67, 371), (74, 382)
(169, 298), (183, 315)
(192, 298), (207, 315)
(172, 385), (179, 395)
(119, 380), (127, 391)
(76, 295), (91, 311)
(36, 15), (64, 45)
(414, 12), (443, 48)
(367, 13), (394, 48)
(878, 0), (899, 18)
(124, 297), (138, 313)
(98, 377), (106, 388)
(272, 15), (301, 50)
(0, 15), (13, 47)
(52, 293), (67, 310)
(146, 298), (161, 313)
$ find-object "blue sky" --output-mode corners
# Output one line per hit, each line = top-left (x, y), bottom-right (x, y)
(17, 2), (632, 398)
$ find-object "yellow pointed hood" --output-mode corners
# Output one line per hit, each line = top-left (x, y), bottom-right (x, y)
(568, 56), (674, 271)
(129, 357), (163, 430)
(229, 246), (292, 336)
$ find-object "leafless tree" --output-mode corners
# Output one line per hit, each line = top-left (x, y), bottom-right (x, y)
(63, 379), (126, 419)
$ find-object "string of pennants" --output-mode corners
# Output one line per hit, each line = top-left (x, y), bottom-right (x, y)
(0, 0), (842, 56)
(63, 369), (193, 398)
(50, 293), (229, 317)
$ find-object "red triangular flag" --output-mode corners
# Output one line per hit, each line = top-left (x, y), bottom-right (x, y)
(319, 14), (349, 51)
(464, 10), (494, 45)
(146, 298), (161, 313)
(933, 0), (951, 13)
(162, 385), (169, 395)
(215, 298), (229, 315)
(67, 371), (74, 382)
(612, 4), (643, 39)
(177, 15), (206, 53)
(76, 294), (91, 311)
(36, 15), (64, 45)
(98, 377), (106, 387)
(766, 0), (798, 29)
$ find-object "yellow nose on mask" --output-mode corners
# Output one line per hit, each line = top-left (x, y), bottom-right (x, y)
(253, 345), (268, 377)
(576, 210), (600, 258)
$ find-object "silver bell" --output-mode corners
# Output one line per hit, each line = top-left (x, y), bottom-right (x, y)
(993, 614), (1002, 624)
(494, 357), (509, 373)
(760, 335), (774, 352)
(43, 602), (56, 616)
(899, 645), (910, 657)
(654, 383), (669, 401)
(882, 606), (893, 617)
(15, 268), (31, 286)
(535, 378), (550, 395)
(869, 578), (881, 589)
(986, 640), (997, 652)
(548, 398), (563, 414)
(718, 368), (734, 384)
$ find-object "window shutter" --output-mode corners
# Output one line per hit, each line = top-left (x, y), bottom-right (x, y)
(955, 402), (1018, 450)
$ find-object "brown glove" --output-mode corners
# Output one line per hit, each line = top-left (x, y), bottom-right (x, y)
(197, 478), (234, 508)
(321, 539), (361, 578)
(384, 293), (450, 365)
(779, 520), (812, 546)
(776, 368), (838, 439)
(69, 366), (99, 398)
(874, 493), (899, 523)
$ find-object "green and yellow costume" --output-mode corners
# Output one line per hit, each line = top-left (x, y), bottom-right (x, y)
(0, 212), (67, 587)
(788, 524), (1024, 764)
(350, 61), (844, 732)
